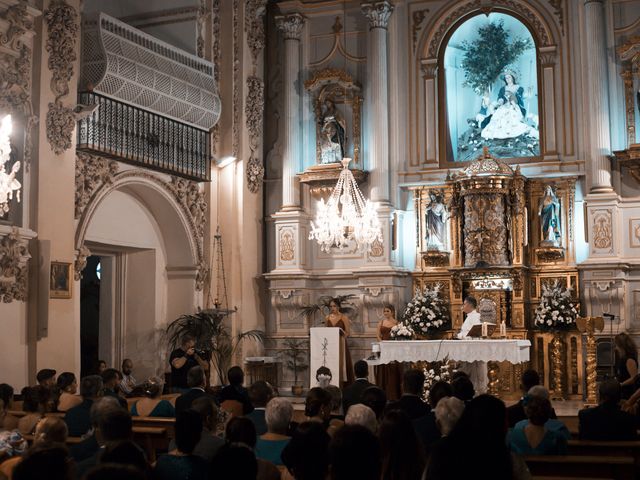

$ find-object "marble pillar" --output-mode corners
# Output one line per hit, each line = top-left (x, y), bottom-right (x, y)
(584, 0), (613, 194)
(276, 13), (305, 211)
(362, 1), (393, 205)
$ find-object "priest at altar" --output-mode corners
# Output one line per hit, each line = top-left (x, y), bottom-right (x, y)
(457, 296), (488, 394)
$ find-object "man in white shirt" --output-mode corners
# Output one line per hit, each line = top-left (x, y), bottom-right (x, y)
(457, 296), (487, 394)
(119, 358), (137, 396)
(458, 296), (482, 339)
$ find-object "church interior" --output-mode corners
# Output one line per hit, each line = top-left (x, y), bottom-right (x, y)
(3, 0), (640, 477)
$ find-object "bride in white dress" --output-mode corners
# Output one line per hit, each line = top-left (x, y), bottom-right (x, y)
(481, 92), (538, 141)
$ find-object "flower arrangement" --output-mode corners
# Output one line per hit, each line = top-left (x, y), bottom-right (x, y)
(422, 357), (456, 402)
(534, 280), (579, 331)
(402, 285), (450, 337)
(390, 323), (415, 340)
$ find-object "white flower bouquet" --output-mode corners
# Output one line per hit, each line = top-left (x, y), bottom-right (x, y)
(402, 285), (450, 337)
(534, 280), (579, 331)
(422, 356), (456, 402)
(390, 322), (415, 340)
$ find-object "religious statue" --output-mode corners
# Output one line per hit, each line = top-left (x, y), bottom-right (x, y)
(538, 185), (561, 246)
(319, 99), (346, 164)
(425, 191), (447, 251)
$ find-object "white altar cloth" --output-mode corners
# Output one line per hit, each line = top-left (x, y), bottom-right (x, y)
(370, 339), (531, 365)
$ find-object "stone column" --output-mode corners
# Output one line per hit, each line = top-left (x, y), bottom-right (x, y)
(584, 0), (613, 194)
(362, 1), (393, 204)
(276, 13), (305, 211)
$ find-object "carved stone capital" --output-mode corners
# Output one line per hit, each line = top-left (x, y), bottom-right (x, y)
(361, 1), (394, 30)
(0, 227), (30, 303)
(275, 13), (305, 41)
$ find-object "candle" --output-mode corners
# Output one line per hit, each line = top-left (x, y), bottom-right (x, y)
(482, 322), (488, 338)
(500, 322), (507, 338)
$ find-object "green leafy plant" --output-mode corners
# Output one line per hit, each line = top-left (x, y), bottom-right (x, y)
(166, 310), (264, 385)
(298, 294), (357, 325)
(460, 20), (532, 95)
(281, 338), (309, 386)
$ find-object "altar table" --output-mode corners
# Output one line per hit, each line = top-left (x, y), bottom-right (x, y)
(367, 339), (531, 396)
(370, 339), (531, 365)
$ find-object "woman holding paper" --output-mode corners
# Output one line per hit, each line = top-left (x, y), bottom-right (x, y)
(326, 299), (354, 385)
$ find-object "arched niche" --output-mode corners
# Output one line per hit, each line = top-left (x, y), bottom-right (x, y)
(416, 1), (562, 168)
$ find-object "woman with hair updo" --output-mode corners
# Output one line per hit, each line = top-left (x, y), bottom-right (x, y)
(375, 303), (403, 401)
(615, 332), (639, 399)
(507, 396), (567, 455)
(325, 298), (354, 385)
(304, 388), (332, 427)
(56, 372), (82, 412)
(131, 377), (175, 417)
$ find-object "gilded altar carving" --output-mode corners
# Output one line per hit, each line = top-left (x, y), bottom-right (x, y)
(75, 152), (119, 219)
(279, 230), (295, 262)
(44, 0), (79, 155)
(0, 227), (29, 303)
(305, 69), (362, 166)
(592, 210), (613, 250)
(463, 194), (509, 267)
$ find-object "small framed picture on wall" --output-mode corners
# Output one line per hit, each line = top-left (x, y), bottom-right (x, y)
(50, 261), (72, 299)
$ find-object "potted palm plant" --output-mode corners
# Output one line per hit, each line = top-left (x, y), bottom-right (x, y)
(281, 338), (309, 396)
(166, 309), (264, 385)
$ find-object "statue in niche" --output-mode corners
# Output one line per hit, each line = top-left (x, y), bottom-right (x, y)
(538, 185), (561, 246)
(319, 98), (346, 164)
(425, 191), (447, 251)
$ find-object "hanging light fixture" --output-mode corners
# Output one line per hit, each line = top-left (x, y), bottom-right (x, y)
(309, 158), (382, 253)
(0, 114), (21, 214)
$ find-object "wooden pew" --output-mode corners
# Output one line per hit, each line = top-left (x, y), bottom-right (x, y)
(524, 455), (635, 480)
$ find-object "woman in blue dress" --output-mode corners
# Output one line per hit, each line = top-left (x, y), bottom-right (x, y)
(130, 377), (175, 417)
(507, 396), (567, 455)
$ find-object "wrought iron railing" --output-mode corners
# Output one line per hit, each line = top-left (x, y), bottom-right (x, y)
(76, 92), (211, 181)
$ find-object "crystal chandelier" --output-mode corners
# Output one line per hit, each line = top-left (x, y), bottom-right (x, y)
(309, 158), (382, 253)
(0, 115), (21, 215)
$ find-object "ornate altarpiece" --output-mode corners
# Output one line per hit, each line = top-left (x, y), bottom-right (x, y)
(413, 148), (581, 399)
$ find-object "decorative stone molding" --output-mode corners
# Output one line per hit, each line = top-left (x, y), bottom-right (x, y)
(75, 169), (207, 290)
(424, 0), (551, 59)
(0, 1), (33, 47)
(196, 0), (208, 58)
(210, 0), (221, 155)
(74, 244), (90, 280)
(44, 0), (78, 155)
(275, 13), (305, 41)
(245, 76), (264, 193)
(46, 101), (76, 155)
(232, 0), (240, 157)
(245, 0), (267, 67)
(279, 229), (295, 262)
(75, 152), (119, 219)
(0, 1), (38, 166)
(592, 210), (613, 251)
(547, 0), (564, 33)
(412, 9), (429, 51)
(0, 227), (29, 303)
(361, 1), (394, 30)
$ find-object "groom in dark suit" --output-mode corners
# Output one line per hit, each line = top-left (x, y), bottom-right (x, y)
(342, 360), (374, 413)
(386, 369), (430, 420)
(175, 366), (210, 414)
(579, 379), (637, 441)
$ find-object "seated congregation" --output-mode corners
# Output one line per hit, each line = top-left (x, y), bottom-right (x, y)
(1, 359), (640, 480)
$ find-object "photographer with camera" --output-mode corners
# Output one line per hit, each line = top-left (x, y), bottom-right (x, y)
(170, 336), (208, 393)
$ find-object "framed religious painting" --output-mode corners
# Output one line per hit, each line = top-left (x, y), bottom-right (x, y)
(440, 12), (540, 164)
(50, 261), (72, 299)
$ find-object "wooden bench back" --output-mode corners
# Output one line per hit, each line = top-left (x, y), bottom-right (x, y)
(525, 455), (635, 480)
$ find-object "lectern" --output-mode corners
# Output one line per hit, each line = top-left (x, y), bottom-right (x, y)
(309, 327), (344, 387)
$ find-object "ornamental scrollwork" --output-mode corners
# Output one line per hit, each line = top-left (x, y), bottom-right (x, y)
(44, 0), (79, 155)
(246, 153), (265, 194)
(46, 101), (75, 155)
(245, 75), (265, 193)
(245, 0), (267, 67)
(74, 245), (90, 281)
(0, 227), (29, 303)
(592, 211), (613, 251)
(75, 152), (119, 219)
(0, 1), (33, 48)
